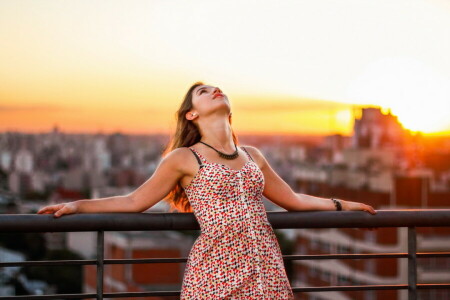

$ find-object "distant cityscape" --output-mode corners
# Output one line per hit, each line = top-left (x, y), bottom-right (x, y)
(1, 106), (449, 300)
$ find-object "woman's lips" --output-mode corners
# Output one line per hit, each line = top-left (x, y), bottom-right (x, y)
(213, 93), (224, 99)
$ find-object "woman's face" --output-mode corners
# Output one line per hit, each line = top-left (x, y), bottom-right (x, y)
(190, 85), (230, 117)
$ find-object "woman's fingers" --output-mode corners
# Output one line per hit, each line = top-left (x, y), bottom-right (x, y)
(365, 204), (377, 230)
(37, 203), (68, 217)
(54, 206), (67, 218)
(356, 204), (377, 230)
(363, 204), (377, 215)
(37, 204), (59, 214)
(338, 200), (378, 230)
(37, 202), (79, 218)
(37, 207), (47, 214)
(352, 203), (377, 215)
(53, 202), (78, 218)
(345, 201), (377, 215)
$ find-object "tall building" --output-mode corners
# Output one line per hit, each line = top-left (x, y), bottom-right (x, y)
(352, 107), (407, 149)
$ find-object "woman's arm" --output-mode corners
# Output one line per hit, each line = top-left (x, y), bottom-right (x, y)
(245, 146), (376, 214)
(37, 195), (134, 217)
(37, 148), (187, 217)
(293, 193), (376, 214)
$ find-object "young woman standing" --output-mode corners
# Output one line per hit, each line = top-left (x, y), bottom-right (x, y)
(38, 82), (376, 299)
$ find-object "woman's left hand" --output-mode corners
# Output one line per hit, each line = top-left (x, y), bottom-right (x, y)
(341, 199), (377, 215)
(340, 199), (378, 231)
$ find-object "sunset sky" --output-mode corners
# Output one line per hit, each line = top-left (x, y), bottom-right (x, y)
(1, 0), (449, 136)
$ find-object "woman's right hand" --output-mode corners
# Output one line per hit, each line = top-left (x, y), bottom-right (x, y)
(37, 201), (80, 218)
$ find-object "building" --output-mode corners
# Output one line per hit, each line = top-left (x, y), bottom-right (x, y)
(83, 231), (193, 300)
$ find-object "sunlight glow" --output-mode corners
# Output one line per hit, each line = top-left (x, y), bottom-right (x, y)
(346, 56), (450, 134)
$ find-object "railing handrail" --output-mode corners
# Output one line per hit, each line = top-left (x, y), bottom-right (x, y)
(1, 209), (450, 299)
(1, 209), (450, 233)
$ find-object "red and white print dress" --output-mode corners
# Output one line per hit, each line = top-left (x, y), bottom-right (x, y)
(180, 146), (294, 299)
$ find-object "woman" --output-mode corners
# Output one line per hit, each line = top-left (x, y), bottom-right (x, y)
(37, 82), (377, 299)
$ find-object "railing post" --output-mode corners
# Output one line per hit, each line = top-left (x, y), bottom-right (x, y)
(408, 226), (417, 300)
(97, 230), (104, 300)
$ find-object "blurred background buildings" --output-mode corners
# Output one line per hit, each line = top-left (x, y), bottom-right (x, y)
(1, 106), (449, 299)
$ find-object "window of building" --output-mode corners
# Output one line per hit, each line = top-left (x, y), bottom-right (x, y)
(320, 270), (331, 282)
(337, 274), (351, 285)
(319, 241), (330, 253)
(337, 244), (351, 254)
(366, 259), (376, 273)
(311, 239), (319, 250)
(365, 290), (376, 300)
(365, 231), (376, 243)
(296, 244), (306, 254)
(310, 266), (318, 278)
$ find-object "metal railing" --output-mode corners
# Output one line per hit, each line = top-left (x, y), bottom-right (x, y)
(1, 209), (450, 299)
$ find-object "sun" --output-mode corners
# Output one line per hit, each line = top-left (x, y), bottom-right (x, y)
(390, 105), (449, 135)
(346, 56), (450, 135)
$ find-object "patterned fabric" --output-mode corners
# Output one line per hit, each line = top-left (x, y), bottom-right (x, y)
(180, 146), (294, 299)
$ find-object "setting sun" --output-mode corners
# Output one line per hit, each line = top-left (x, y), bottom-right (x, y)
(346, 56), (450, 135)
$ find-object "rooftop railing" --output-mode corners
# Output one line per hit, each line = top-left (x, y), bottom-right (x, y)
(1, 209), (450, 300)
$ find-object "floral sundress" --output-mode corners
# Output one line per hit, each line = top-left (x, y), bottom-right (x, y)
(179, 146), (294, 299)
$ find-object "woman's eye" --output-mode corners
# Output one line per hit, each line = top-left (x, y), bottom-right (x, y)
(200, 90), (206, 94)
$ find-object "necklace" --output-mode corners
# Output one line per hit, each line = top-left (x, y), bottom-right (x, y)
(199, 141), (239, 160)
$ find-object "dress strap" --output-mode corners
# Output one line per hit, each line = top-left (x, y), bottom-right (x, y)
(188, 147), (205, 166)
(241, 146), (255, 162)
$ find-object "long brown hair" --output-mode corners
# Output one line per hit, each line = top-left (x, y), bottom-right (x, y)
(161, 81), (239, 213)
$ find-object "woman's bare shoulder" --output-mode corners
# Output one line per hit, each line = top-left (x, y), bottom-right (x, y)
(241, 145), (266, 167)
(164, 146), (195, 161)
(163, 147), (198, 173)
(241, 144), (261, 155)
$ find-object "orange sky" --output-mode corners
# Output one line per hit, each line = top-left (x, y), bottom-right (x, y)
(1, 0), (449, 136)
